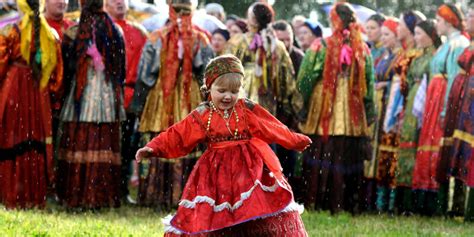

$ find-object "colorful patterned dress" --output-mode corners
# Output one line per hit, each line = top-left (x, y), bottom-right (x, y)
(374, 48), (400, 187)
(297, 38), (375, 214)
(397, 46), (434, 187)
(146, 99), (309, 236)
(450, 42), (474, 221)
(56, 12), (126, 208)
(226, 30), (302, 119)
(0, 23), (62, 209)
(413, 31), (469, 191)
(412, 31), (469, 215)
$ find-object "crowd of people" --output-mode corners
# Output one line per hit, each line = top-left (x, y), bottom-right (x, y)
(0, 0), (473, 235)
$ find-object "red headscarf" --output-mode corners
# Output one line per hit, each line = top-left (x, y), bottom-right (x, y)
(437, 4), (463, 31)
(204, 55), (244, 89)
(320, 2), (368, 140)
(383, 18), (399, 36)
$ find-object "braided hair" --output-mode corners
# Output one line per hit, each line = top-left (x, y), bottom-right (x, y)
(27, 0), (42, 81)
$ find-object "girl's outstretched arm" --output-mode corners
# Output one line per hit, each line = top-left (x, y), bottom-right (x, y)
(246, 100), (311, 151)
(136, 111), (206, 162)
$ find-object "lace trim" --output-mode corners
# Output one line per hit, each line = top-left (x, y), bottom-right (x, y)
(179, 179), (279, 212)
(163, 202), (305, 235)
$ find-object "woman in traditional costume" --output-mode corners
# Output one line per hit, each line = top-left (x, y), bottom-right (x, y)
(434, 4), (472, 217)
(385, 10), (426, 214)
(226, 2), (302, 120)
(365, 14), (386, 67)
(297, 3), (375, 214)
(413, 3), (469, 215)
(130, 0), (214, 208)
(0, 0), (62, 209)
(136, 55), (310, 236)
(452, 5), (474, 222)
(362, 13), (386, 212)
(374, 18), (402, 213)
(396, 20), (440, 215)
(56, 0), (126, 208)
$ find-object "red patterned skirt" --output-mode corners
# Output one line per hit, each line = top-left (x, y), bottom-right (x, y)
(56, 122), (122, 208)
(164, 210), (307, 237)
(437, 74), (468, 183)
(0, 65), (53, 209)
(162, 139), (306, 235)
(413, 75), (447, 190)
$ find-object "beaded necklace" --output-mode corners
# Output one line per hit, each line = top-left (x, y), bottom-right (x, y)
(208, 101), (240, 138)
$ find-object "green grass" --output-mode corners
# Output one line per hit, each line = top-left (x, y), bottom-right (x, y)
(2, 204), (474, 236)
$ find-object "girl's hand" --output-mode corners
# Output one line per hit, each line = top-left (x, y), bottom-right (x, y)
(135, 147), (154, 163)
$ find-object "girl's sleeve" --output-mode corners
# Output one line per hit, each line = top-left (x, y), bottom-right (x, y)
(246, 100), (311, 151)
(145, 111), (206, 159)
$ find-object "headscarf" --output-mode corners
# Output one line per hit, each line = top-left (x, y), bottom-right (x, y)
(437, 4), (464, 31)
(402, 11), (426, 35)
(18, 0), (58, 90)
(212, 28), (230, 41)
(383, 18), (399, 36)
(320, 2), (367, 140)
(417, 20), (442, 48)
(303, 19), (323, 38)
(203, 54), (244, 89)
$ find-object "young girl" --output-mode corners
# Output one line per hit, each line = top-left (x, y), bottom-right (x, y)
(136, 55), (310, 236)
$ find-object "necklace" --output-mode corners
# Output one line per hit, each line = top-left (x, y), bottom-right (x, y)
(208, 101), (239, 138)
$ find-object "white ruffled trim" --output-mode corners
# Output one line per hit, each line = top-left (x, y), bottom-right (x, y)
(163, 202), (305, 235)
(162, 214), (183, 235)
(179, 179), (279, 212)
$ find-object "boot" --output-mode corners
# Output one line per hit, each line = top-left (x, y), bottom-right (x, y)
(376, 187), (387, 213)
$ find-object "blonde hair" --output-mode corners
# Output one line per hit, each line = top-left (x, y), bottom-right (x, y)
(212, 73), (243, 91)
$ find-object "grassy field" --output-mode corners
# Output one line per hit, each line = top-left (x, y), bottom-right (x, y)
(1, 204), (474, 236)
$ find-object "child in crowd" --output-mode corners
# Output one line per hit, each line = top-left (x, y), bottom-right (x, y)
(136, 55), (311, 236)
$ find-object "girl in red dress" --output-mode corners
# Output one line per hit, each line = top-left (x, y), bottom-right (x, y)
(136, 55), (310, 236)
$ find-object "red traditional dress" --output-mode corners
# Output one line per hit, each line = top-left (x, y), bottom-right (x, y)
(0, 13), (62, 208)
(145, 99), (309, 236)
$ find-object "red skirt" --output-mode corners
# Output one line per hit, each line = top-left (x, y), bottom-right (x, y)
(437, 74), (468, 183)
(0, 65), (53, 209)
(413, 75), (447, 191)
(56, 122), (122, 208)
(164, 211), (307, 237)
(166, 139), (296, 234)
